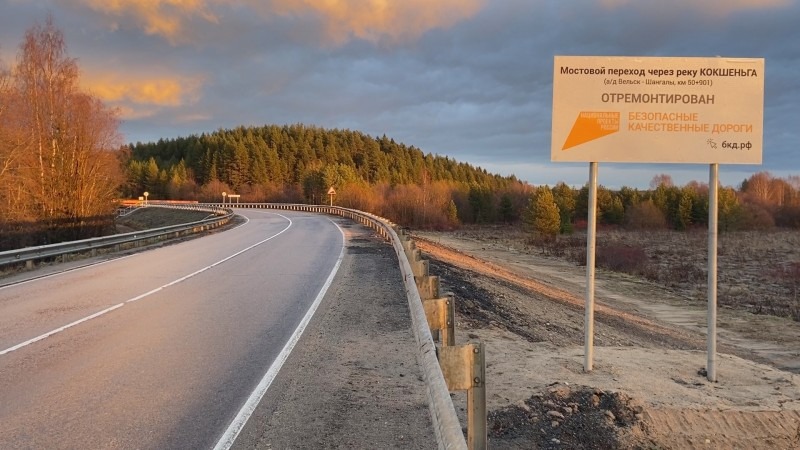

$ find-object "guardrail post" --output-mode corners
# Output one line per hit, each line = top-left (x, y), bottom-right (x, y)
(439, 342), (487, 450)
(423, 292), (455, 347)
(403, 240), (415, 256)
(411, 256), (428, 278)
(415, 274), (439, 300)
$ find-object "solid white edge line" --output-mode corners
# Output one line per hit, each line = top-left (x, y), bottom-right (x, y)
(213, 219), (346, 450)
(0, 212), (290, 356)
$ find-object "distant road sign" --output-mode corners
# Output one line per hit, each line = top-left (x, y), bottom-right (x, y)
(327, 187), (336, 195)
(552, 55), (764, 164)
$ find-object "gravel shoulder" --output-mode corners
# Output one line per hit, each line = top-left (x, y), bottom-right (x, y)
(232, 219), (436, 449)
(416, 229), (800, 449)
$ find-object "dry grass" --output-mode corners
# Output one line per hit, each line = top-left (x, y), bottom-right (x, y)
(458, 225), (800, 322)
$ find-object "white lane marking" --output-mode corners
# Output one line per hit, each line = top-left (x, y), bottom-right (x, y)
(213, 219), (346, 450)
(0, 303), (126, 356)
(0, 254), (138, 291)
(127, 214), (288, 303)
(0, 213), (291, 357)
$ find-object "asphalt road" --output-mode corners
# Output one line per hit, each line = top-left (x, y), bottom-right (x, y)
(0, 210), (362, 449)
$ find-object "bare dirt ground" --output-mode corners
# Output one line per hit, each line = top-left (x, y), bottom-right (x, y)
(415, 225), (800, 449)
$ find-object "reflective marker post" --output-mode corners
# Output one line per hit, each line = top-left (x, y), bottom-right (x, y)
(584, 162), (598, 372)
(707, 163), (719, 382)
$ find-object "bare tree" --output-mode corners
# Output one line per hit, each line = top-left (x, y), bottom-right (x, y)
(0, 58), (13, 180)
(649, 173), (673, 189)
(0, 52), (31, 221)
(744, 171), (773, 204)
(14, 17), (82, 218)
(2, 17), (123, 240)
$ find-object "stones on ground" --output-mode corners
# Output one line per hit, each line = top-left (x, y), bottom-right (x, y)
(548, 384), (572, 399)
(489, 384), (644, 448)
(568, 402), (580, 413)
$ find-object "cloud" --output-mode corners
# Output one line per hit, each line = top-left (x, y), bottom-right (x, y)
(599, 0), (792, 17)
(266, 0), (486, 45)
(73, 0), (219, 44)
(71, 0), (486, 46)
(81, 72), (205, 119)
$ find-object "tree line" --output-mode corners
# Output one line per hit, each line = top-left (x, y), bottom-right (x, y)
(126, 121), (800, 235)
(0, 18), (123, 250)
(523, 172), (800, 238)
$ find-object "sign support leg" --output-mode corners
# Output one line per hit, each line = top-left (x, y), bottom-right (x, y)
(707, 163), (719, 382)
(584, 162), (598, 372)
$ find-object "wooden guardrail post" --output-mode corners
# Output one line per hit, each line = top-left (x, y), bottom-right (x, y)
(423, 292), (455, 347)
(439, 342), (487, 450)
(415, 274), (439, 300)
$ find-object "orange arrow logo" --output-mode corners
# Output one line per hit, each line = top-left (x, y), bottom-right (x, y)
(562, 111), (620, 150)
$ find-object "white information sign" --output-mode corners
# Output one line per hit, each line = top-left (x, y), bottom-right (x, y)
(551, 56), (764, 164)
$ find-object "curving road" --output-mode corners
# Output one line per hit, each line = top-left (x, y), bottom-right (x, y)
(0, 210), (348, 449)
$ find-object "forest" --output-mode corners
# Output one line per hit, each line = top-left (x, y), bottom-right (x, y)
(124, 125), (800, 236)
(123, 124), (530, 229)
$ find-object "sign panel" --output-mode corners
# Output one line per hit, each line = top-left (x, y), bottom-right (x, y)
(551, 56), (764, 164)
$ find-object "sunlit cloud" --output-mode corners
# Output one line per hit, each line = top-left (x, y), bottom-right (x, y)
(71, 0), (486, 46)
(599, 0), (791, 17)
(266, 0), (486, 45)
(81, 73), (205, 119)
(73, 0), (218, 44)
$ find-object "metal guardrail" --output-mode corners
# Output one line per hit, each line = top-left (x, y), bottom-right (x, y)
(0, 204), (232, 268)
(1, 202), (477, 449)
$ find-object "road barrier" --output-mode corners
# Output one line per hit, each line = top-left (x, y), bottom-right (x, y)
(1, 203), (486, 449)
(0, 204), (232, 269)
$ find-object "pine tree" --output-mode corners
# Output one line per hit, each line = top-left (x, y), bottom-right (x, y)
(552, 182), (576, 233)
(524, 187), (561, 237)
(446, 199), (459, 226)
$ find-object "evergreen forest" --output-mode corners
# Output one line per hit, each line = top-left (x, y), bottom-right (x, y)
(122, 124), (532, 229)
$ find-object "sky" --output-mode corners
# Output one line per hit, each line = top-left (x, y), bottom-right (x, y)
(1, 0), (798, 189)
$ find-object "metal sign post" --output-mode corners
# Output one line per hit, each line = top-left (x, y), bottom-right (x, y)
(584, 162), (598, 372)
(707, 164), (719, 381)
(327, 186), (336, 206)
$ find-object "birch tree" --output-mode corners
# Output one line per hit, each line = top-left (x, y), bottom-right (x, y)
(3, 18), (122, 237)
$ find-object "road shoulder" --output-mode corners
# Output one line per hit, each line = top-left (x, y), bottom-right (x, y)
(232, 219), (436, 449)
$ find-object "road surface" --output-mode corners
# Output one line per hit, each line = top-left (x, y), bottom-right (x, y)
(0, 210), (434, 449)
